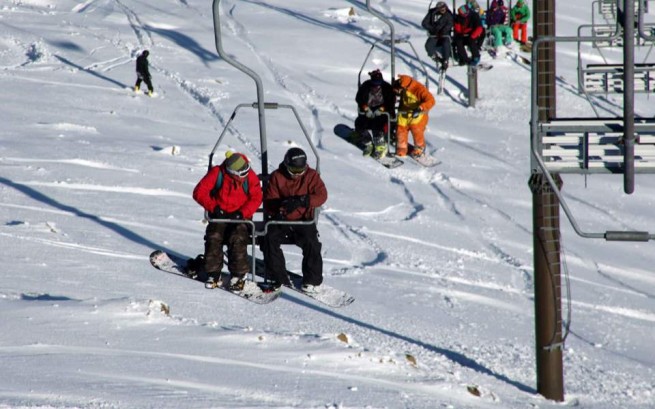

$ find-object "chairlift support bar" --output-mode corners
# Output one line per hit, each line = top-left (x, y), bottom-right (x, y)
(212, 0), (269, 177)
(357, 38), (430, 89)
(207, 103), (320, 173)
(360, 1), (430, 89)
(366, 0), (396, 80)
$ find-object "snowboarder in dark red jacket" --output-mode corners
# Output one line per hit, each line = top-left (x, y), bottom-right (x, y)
(192, 151), (263, 290)
(262, 147), (328, 293)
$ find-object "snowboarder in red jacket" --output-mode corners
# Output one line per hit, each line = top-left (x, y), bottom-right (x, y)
(262, 148), (328, 293)
(192, 151), (263, 290)
(453, 5), (485, 66)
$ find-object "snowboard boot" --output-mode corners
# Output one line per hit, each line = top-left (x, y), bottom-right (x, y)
(185, 255), (204, 279)
(370, 135), (386, 159)
(205, 273), (221, 289)
(134, 85), (140, 92)
(301, 283), (321, 294)
(228, 275), (246, 291)
(410, 145), (426, 159)
(147, 90), (153, 97)
(441, 60), (449, 71)
(372, 144), (388, 159)
(362, 141), (374, 157)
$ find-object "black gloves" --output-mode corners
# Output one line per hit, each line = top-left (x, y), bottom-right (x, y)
(280, 195), (309, 214)
(210, 206), (225, 218)
(226, 211), (243, 220)
(412, 108), (422, 118)
(210, 206), (243, 220)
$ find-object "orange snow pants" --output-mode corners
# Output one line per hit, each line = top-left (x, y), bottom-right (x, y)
(513, 22), (528, 44)
(395, 114), (428, 156)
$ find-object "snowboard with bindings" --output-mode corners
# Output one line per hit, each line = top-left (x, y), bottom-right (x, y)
(149, 250), (280, 304)
(251, 257), (355, 308)
(333, 124), (403, 169)
(128, 87), (159, 98)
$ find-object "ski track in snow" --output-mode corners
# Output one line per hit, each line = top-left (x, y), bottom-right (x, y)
(72, 0), (97, 13)
(3, 157), (139, 173)
(0, 203), (198, 237)
(0, 231), (143, 260)
(0, 344), (482, 405)
(114, 0), (154, 49)
(20, 181), (188, 198)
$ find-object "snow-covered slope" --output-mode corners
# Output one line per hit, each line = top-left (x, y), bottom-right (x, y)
(0, 1), (653, 408)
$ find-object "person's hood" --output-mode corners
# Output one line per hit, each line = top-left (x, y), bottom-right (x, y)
(395, 74), (413, 89)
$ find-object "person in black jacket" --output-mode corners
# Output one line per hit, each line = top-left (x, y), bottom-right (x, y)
(134, 50), (154, 96)
(353, 69), (396, 159)
(422, 1), (454, 71)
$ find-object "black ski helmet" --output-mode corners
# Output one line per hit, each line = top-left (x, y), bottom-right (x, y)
(283, 147), (307, 176)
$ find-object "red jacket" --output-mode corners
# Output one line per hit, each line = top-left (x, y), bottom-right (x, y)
(454, 11), (484, 39)
(264, 164), (327, 221)
(192, 162), (263, 219)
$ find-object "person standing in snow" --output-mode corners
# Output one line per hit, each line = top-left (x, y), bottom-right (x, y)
(262, 147), (328, 294)
(191, 151), (263, 290)
(453, 4), (485, 66)
(422, 1), (454, 71)
(353, 69), (397, 159)
(392, 74), (435, 159)
(134, 50), (154, 96)
(486, 0), (513, 53)
(510, 0), (530, 45)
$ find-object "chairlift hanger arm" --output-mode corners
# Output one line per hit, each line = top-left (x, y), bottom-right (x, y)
(366, 0), (396, 79)
(212, 0), (268, 175)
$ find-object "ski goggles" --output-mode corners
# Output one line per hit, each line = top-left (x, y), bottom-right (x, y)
(286, 164), (307, 176)
(226, 163), (251, 178)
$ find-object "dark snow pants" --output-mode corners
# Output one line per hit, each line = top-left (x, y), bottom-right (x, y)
(262, 223), (323, 287)
(135, 72), (154, 92)
(453, 35), (481, 64)
(425, 36), (452, 63)
(203, 222), (250, 278)
(354, 115), (388, 148)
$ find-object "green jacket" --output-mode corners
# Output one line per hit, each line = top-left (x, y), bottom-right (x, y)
(510, 2), (530, 23)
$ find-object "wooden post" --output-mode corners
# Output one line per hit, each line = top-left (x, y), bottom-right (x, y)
(531, 0), (564, 401)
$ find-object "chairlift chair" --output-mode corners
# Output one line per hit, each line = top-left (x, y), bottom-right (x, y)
(211, 0), (321, 285)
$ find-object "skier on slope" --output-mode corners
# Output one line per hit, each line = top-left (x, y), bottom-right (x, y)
(353, 69), (397, 159)
(422, 1), (454, 72)
(392, 74), (435, 159)
(134, 50), (154, 96)
(191, 151), (263, 290)
(262, 147), (328, 294)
